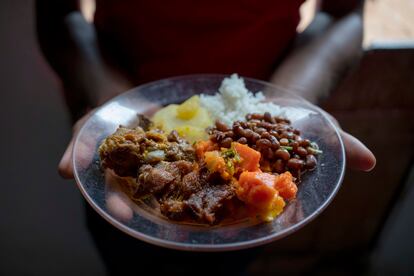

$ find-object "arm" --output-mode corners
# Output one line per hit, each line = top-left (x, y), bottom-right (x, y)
(270, 0), (363, 103)
(36, 0), (131, 121)
(271, 1), (375, 171)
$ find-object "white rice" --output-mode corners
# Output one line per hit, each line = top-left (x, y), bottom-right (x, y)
(200, 74), (285, 126)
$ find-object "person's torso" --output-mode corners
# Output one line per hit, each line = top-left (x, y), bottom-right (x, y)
(94, 0), (304, 84)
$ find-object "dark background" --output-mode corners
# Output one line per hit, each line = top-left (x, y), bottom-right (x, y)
(0, 1), (104, 275)
(0, 1), (413, 275)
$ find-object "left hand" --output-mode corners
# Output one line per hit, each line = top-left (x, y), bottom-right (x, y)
(324, 112), (376, 171)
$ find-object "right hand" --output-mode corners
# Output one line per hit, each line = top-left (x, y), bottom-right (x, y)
(59, 108), (136, 222)
(58, 111), (92, 179)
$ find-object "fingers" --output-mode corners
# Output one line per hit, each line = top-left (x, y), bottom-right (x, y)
(58, 138), (75, 179)
(105, 170), (134, 222)
(106, 192), (134, 222)
(322, 111), (376, 172)
(58, 111), (93, 180)
(340, 130), (376, 172)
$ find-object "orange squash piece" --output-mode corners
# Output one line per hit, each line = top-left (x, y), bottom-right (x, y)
(194, 140), (217, 159)
(238, 171), (276, 210)
(274, 171), (298, 200)
(233, 142), (261, 172)
(204, 151), (231, 180)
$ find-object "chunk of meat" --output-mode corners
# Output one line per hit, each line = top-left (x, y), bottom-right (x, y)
(99, 126), (195, 177)
(186, 184), (235, 224)
(181, 171), (201, 197)
(160, 199), (188, 221)
(155, 160), (193, 179)
(167, 130), (180, 142)
(137, 114), (153, 130)
(137, 161), (195, 197)
(98, 127), (146, 177)
(137, 165), (175, 194)
(164, 142), (195, 162)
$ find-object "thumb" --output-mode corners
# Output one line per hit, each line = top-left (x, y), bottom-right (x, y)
(58, 138), (75, 178)
(58, 111), (93, 179)
(340, 130), (376, 172)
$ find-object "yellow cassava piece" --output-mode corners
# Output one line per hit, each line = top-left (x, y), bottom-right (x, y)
(176, 95), (199, 119)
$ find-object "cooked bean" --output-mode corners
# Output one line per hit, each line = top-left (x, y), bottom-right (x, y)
(224, 131), (234, 138)
(233, 125), (244, 136)
(264, 112), (273, 123)
(255, 127), (267, 134)
(296, 146), (308, 157)
(220, 137), (233, 148)
(275, 117), (285, 123)
(240, 121), (248, 128)
(299, 139), (311, 147)
(275, 148), (290, 160)
(243, 129), (254, 139)
(261, 132), (272, 140)
(269, 130), (279, 138)
(237, 137), (248, 144)
(215, 120), (230, 132)
(287, 158), (304, 170)
(256, 138), (272, 150)
(263, 148), (274, 159)
(215, 132), (226, 142)
(273, 159), (285, 173)
(249, 119), (261, 125)
(257, 121), (273, 129)
(293, 129), (301, 135)
(249, 113), (264, 120)
(281, 132), (294, 139)
(268, 136), (280, 149)
(251, 132), (261, 143)
(280, 118), (291, 124)
(305, 155), (317, 170)
(291, 141), (299, 150)
(280, 138), (289, 146)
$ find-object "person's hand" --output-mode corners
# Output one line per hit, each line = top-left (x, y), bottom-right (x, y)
(58, 111), (92, 178)
(323, 112), (376, 171)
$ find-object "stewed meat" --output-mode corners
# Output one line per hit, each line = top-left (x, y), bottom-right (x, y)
(137, 165), (175, 194)
(186, 183), (235, 224)
(99, 126), (195, 177)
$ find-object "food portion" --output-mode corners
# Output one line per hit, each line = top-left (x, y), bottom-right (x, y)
(98, 74), (321, 225)
(208, 113), (320, 178)
(152, 95), (212, 143)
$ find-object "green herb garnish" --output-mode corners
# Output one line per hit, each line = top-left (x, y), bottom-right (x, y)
(220, 146), (240, 176)
(307, 147), (323, 155)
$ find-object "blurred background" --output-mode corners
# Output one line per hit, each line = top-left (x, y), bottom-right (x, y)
(0, 0), (413, 275)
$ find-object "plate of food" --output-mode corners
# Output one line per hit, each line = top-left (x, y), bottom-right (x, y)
(73, 74), (345, 251)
